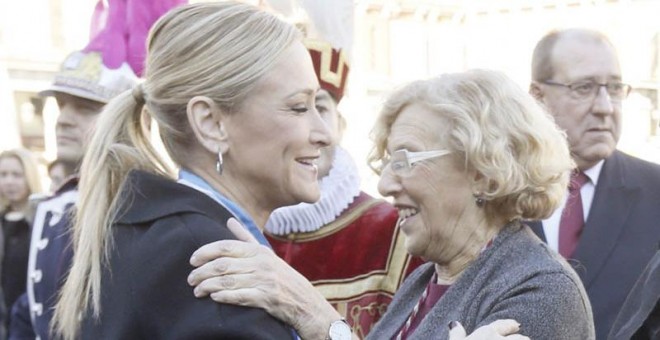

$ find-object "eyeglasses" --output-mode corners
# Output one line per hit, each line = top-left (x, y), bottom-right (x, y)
(541, 80), (631, 102)
(382, 149), (451, 177)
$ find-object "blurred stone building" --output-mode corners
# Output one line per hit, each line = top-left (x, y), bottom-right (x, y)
(2, 0), (659, 192)
(345, 0), (660, 192)
(0, 0), (96, 160)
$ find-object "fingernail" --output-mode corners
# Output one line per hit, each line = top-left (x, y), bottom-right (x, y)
(187, 273), (194, 285)
(448, 321), (459, 330)
(193, 287), (200, 297)
(190, 254), (197, 264)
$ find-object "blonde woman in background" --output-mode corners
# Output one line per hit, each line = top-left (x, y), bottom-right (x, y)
(0, 149), (41, 330)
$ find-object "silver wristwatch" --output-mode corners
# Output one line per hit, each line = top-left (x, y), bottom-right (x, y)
(326, 319), (352, 340)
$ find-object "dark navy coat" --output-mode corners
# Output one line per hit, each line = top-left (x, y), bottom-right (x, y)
(79, 170), (293, 339)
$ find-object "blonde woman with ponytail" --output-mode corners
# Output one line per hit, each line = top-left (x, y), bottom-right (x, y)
(53, 2), (335, 339)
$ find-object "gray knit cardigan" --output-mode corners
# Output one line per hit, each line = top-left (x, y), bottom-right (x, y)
(367, 223), (595, 340)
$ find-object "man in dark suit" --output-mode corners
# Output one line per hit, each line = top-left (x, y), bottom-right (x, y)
(528, 28), (660, 339)
(609, 248), (660, 339)
(0, 231), (5, 340)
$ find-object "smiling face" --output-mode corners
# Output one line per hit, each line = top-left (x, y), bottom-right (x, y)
(377, 103), (477, 263)
(54, 93), (105, 164)
(0, 156), (30, 209)
(536, 35), (622, 170)
(222, 41), (331, 211)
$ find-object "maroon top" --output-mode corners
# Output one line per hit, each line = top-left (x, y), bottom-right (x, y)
(396, 239), (494, 339)
(396, 272), (450, 339)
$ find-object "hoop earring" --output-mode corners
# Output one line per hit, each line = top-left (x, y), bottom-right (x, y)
(473, 193), (485, 208)
(216, 151), (223, 175)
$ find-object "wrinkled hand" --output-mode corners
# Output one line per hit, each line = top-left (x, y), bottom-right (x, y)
(188, 218), (343, 340)
(449, 320), (530, 340)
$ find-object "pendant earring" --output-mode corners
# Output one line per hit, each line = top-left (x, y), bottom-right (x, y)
(216, 151), (223, 175)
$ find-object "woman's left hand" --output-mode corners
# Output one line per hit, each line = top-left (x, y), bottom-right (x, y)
(188, 218), (345, 340)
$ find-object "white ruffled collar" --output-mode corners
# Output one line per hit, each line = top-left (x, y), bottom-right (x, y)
(264, 147), (361, 235)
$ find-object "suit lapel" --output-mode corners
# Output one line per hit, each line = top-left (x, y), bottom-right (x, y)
(572, 151), (640, 288)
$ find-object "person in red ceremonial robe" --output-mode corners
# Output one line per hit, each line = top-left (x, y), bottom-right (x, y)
(263, 38), (424, 338)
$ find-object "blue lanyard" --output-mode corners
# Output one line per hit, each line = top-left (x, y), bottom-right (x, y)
(177, 169), (271, 248)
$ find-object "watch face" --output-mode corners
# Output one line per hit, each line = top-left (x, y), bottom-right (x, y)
(329, 320), (352, 340)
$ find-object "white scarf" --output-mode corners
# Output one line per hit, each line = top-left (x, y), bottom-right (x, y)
(264, 147), (361, 235)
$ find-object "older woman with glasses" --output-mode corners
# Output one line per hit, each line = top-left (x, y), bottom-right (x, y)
(188, 69), (595, 339)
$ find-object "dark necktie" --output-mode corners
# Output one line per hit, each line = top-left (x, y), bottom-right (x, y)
(558, 171), (590, 258)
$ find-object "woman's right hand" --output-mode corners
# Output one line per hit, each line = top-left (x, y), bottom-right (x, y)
(449, 320), (530, 340)
(188, 218), (348, 340)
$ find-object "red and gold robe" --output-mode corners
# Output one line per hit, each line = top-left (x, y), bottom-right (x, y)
(265, 192), (424, 338)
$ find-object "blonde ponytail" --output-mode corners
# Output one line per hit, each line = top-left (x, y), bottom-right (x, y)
(52, 90), (173, 340)
(52, 2), (299, 338)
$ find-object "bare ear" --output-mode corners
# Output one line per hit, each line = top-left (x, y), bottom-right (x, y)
(529, 82), (544, 102)
(186, 96), (226, 154)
